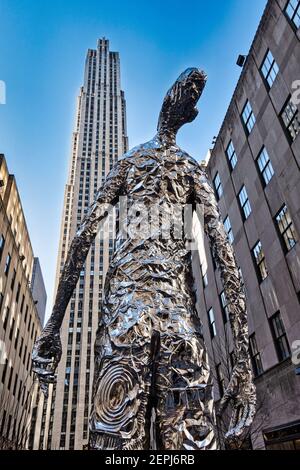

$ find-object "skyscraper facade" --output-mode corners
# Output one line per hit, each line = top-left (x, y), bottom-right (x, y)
(0, 154), (44, 449)
(193, 0), (300, 450)
(31, 258), (47, 326)
(36, 38), (128, 450)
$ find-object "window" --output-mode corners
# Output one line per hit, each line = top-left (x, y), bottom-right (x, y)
(208, 308), (217, 338)
(13, 373), (18, 396)
(0, 235), (5, 261)
(281, 98), (300, 142)
(261, 50), (279, 88)
(213, 172), (223, 200)
(270, 312), (291, 362)
(16, 283), (21, 303)
(220, 291), (230, 324)
(60, 435), (66, 449)
(0, 293), (4, 312)
(226, 141), (238, 170)
(216, 364), (225, 397)
(17, 380), (23, 401)
(3, 307), (9, 330)
(69, 434), (75, 450)
(1, 359), (8, 384)
(4, 253), (11, 275)
(224, 216), (234, 244)
(276, 205), (298, 252)
(285, 0), (300, 28)
(19, 338), (23, 358)
(20, 295), (25, 313)
(11, 269), (16, 291)
(14, 328), (19, 349)
(252, 241), (268, 282)
(7, 367), (13, 390)
(249, 334), (263, 377)
(0, 410), (6, 436)
(238, 186), (252, 220)
(9, 318), (15, 340)
(201, 264), (208, 288)
(257, 147), (274, 186)
(242, 100), (256, 134)
(6, 414), (12, 440)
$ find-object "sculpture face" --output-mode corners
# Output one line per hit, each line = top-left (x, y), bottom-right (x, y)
(157, 68), (207, 137)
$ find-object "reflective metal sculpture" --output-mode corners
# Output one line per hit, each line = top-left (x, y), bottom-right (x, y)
(32, 68), (256, 450)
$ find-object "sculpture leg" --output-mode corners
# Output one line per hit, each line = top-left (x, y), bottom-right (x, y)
(155, 334), (219, 450)
(89, 326), (152, 450)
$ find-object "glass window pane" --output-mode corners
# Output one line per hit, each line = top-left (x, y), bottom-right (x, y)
(261, 50), (279, 87)
(286, 0), (300, 28)
(276, 205), (298, 251)
(226, 141), (238, 169)
(242, 100), (256, 134)
(281, 100), (300, 142)
(239, 186), (252, 220)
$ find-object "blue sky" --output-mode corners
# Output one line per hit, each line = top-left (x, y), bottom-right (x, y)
(0, 0), (267, 321)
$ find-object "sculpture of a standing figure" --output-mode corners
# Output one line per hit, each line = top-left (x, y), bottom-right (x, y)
(32, 69), (256, 450)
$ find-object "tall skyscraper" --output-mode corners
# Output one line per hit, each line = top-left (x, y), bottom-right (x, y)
(35, 38), (128, 450)
(193, 0), (300, 450)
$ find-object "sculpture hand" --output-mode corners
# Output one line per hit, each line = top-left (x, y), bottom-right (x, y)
(32, 325), (62, 397)
(218, 360), (256, 449)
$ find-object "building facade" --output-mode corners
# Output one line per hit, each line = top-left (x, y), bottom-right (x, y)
(0, 154), (44, 449)
(31, 258), (47, 326)
(36, 38), (128, 450)
(194, 0), (300, 449)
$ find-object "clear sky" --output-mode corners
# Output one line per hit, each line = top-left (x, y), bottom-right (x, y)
(0, 0), (267, 322)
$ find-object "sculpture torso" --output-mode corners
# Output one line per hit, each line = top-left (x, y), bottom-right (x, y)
(101, 138), (203, 345)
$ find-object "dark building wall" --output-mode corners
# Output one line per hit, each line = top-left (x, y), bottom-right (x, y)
(194, 0), (300, 449)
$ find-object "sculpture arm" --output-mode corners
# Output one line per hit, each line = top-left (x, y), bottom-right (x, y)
(48, 161), (127, 330)
(32, 160), (128, 394)
(194, 170), (256, 448)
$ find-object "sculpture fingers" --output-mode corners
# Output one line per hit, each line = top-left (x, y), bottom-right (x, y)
(224, 407), (240, 448)
(32, 356), (58, 382)
(225, 400), (256, 449)
(32, 353), (53, 364)
(218, 382), (237, 415)
(218, 392), (231, 415)
(33, 361), (57, 398)
(32, 365), (56, 379)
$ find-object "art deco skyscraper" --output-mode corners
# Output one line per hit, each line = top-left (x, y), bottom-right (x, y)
(36, 38), (128, 450)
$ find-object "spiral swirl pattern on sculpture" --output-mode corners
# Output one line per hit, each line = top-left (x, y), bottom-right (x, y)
(94, 364), (140, 435)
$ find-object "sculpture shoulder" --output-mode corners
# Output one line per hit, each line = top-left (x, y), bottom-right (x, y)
(119, 138), (162, 164)
(175, 150), (201, 170)
(119, 139), (204, 172)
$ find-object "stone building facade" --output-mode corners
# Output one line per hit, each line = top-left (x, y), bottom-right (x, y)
(193, 0), (300, 449)
(0, 154), (44, 449)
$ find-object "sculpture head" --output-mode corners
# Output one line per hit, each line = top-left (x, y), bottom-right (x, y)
(157, 68), (207, 144)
